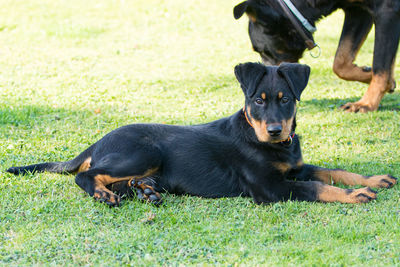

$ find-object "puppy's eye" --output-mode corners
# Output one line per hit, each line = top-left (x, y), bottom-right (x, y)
(281, 97), (289, 103)
(255, 98), (264, 105)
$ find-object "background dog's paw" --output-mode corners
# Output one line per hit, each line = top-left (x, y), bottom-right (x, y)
(93, 190), (121, 207)
(339, 101), (378, 113)
(348, 187), (377, 203)
(365, 175), (397, 188)
(361, 66), (371, 72)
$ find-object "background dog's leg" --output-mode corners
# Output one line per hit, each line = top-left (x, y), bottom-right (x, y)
(341, 12), (400, 112)
(333, 7), (373, 83)
(289, 164), (397, 188)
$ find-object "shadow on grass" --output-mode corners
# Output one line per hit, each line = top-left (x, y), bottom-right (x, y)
(1, 75), (399, 130)
(146, 73), (238, 94)
(301, 92), (400, 112)
(0, 104), (93, 127)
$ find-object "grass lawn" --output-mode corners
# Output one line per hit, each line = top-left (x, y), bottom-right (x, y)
(1, 0), (400, 265)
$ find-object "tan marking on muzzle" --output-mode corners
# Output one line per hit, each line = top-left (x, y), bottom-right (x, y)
(281, 117), (295, 142)
(246, 106), (269, 142)
(246, 106), (296, 143)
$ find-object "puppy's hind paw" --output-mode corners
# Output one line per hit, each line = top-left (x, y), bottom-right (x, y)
(129, 180), (162, 206)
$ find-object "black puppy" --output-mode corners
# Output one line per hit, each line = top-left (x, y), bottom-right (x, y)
(234, 0), (400, 113)
(7, 63), (397, 206)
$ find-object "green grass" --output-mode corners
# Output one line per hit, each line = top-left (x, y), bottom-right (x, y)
(1, 0), (400, 265)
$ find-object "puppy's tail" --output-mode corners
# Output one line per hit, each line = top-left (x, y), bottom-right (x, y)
(6, 146), (94, 175)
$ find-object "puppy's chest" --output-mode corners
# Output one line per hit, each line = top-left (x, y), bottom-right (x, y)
(271, 158), (302, 175)
(249, 151), (302, 176)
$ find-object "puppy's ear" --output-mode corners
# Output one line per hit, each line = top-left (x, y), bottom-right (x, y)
(234, 1), (248, 19)
(235, 62), (266, 98)
(277, 63), (310, 101)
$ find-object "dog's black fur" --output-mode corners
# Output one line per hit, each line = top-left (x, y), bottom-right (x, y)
(7, 63), (396, 206)
(234, 0), (400, 112)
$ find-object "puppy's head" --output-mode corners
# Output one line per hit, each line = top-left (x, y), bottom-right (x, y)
(235, 62), (310, 143)
(234, 0), (307, 65)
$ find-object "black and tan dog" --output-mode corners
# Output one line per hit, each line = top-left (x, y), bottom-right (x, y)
(7, 63), (397, 206)
(234, 0), (400, 113)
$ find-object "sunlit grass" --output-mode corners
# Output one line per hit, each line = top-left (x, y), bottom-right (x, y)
(0, 0), (399, 265)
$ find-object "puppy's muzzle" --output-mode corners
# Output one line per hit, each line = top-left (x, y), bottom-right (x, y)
(267, 124), (282, 137)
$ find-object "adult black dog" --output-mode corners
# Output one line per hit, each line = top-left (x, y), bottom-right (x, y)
(7, 63), (397, 206)
(234, 0), (400, 113)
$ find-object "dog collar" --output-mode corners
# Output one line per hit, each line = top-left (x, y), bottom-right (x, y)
(242, 108), (295, 145)
(276, 0), (317, 50)
(281, 132), (295, 146)
(243, 107), (254, 128)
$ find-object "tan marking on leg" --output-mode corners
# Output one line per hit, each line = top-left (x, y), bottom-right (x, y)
(95, 168), (158, 186)
(389, 57), (397, 93)
(127, 168), (159, 186)
(314, 169), (364, 185)
(333, 37), (372, 83)
(272, 162), (291, 173)
(314, 169), (397, 188)
(316, 183), (376, 203)
(278, 92), (283, 99)
(92, 167), (159, 205)
(341, 72), (390, 112)
(261, 92), (266, 100)
(247, 14), (257, 23)
(77, 157), (91, 173)
(296, 159), (303, 168)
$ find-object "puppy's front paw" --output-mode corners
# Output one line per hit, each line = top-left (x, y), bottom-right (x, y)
(348, 187), (377, 203)
(365, 175), (397, 188)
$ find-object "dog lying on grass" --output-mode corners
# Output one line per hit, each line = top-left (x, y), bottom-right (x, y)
(7, 62), (397, 206)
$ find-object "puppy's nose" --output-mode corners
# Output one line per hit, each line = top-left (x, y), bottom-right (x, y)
(267, 124), (282, 136)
